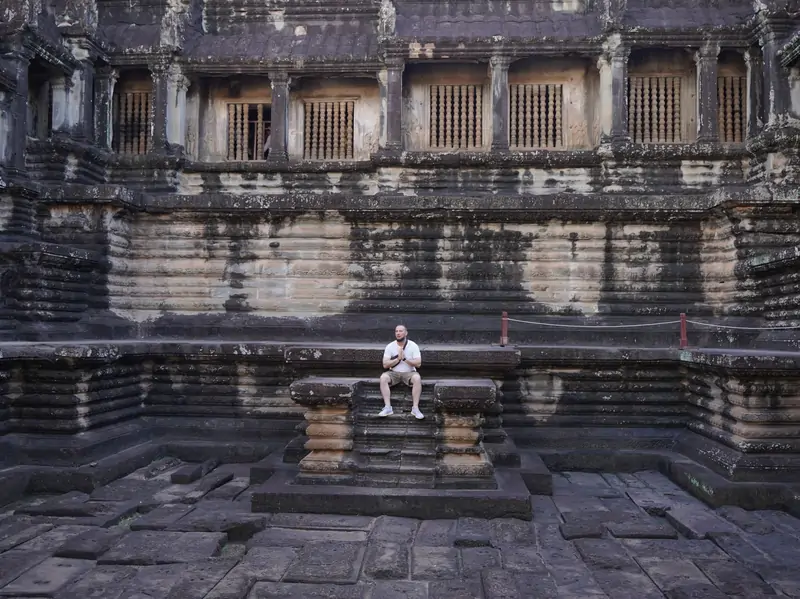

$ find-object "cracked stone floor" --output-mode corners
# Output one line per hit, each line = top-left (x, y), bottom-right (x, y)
(0, 459), (798, 598)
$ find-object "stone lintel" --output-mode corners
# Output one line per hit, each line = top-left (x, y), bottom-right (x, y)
(289, 378), (360, 407)
(434, 380), (496, 412)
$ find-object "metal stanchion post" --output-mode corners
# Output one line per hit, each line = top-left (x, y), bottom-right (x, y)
(680, 313), (688, 348)
(500, 312), (509, 347)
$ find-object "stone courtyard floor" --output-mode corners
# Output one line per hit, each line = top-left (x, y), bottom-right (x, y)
(0, 459), (798, 598)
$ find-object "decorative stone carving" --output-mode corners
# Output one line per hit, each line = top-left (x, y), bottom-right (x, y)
(434, 380), (496, 485)
(289, 377), (358, 480)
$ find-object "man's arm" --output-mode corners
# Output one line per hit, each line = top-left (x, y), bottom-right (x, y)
(405, 345), (422, 368)
(383, 351), (402, 370)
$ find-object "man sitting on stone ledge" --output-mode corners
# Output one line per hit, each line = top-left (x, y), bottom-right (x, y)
(379, 324), (424, 419)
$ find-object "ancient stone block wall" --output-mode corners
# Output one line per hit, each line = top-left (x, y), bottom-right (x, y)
(103, 210), (712, 325)
(504, 360), (686, 430)
(8, 358), (146, 435)
(144, 353), (301, 440)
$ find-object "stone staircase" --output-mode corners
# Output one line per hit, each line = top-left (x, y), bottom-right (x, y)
(352, 381), (438, 488)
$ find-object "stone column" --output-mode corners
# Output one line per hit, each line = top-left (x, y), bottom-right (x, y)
(149, 62), (169, 153)
(760, 26), (793, 126)
(609, 43), (631, 142)
(380, 58), (404, 152)
(166, 64), (190, 150)
(745, 49), (763, 138)
(489, 56), (511, 151)
(597, 38), (630, 143)
(695, 43), (720, 143)
(4, 51), (31, 171)
(50, 74), (71, 134)
(268, 71), (289, 163)
(93, 67), (117, 149)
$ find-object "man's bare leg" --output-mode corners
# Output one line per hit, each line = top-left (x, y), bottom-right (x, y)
(378, 372), (393, 416)
(380, 373), (392, 407)
(411, 374), (422, 409)
(410, 374), (424, 419)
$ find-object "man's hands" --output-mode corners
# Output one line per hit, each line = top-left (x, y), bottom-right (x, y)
(397, 347), (405, 362)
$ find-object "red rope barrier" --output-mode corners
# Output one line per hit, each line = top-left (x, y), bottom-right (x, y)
(500, 311), (509, 347)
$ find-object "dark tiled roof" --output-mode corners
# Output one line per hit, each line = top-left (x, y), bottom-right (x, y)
(623, 0), (753, 28)
(394, 1), (602, 39)
(185, 21), (378, 63)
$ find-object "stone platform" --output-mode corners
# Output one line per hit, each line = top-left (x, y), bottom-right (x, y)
(1, 457), (798, 598)
(249, 375), (544, 519)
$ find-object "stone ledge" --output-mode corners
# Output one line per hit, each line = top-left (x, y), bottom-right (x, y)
(289, 377), (361, 407)
(251, 468), (532, 520)
(433, 379), (497, 412)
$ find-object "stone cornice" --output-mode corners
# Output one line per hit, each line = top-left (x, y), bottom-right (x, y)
(180, 61), (383, 76)
(779, 30), (800, 67)
(19, 26), (81, 74)
(136, 190), (754, 224)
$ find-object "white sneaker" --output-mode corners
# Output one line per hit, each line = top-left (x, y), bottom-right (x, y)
(411, 407), (424, 420)
(378, 406), (393, 417)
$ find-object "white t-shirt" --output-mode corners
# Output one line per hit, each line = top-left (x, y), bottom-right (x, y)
(384, 340), (421, 373)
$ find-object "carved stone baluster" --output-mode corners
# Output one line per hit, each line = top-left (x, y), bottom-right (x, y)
(255, 104), (264, 160)
(673, 77), (682, 141)
(508, 85), (520, 148)
(475, 84), (482, 147)
(555, 84), (562, 147)
(733, 77), (743, 142)
(657, 77), (665, 142)
(347, 101), (354, 159)
(524, 85), (531, 147)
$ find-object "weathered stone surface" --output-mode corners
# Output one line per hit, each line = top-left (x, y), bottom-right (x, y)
(695, 559), (777, 596)
(371, 581), (428, 599)
(0, 556), (93, 597)
(167, 505), (268, 541)
(91, 479), (170, 502)
(249, 582), (371, 598)
(0, 550), (50, 589)
(171, 459), (219, 484)
(411, 547), (459, 580)
(606, 518), (678, 539)
(363, 541), (409, 579)
(14, 524), (94, 551)
(163, 558), (239, 599)
(666, 505), (740, 539)
(482, 568), (558, 599)
(0, 522), (54, 552)
(98, 530), (226, 564)
(460, 546), (500, 574)
(130, 504), (196, 531)
(635, 557), (713, 593)
(57, 565), (137, 599)
(429, 578), (483, 599)
(204, 547), (299, 599)
(247, 527), (368, 548)
(54, 526), (127, 559)
(372, 516), (420, 544)
(559, 520), (604, 540)
(454, 517), (493, 547)
(269, 513), (373, 531)
(283, 542), (366, 584)
(715, 506), (775, 535)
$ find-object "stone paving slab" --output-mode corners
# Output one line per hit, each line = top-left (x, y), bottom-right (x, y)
(1, 465), (800, 598)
